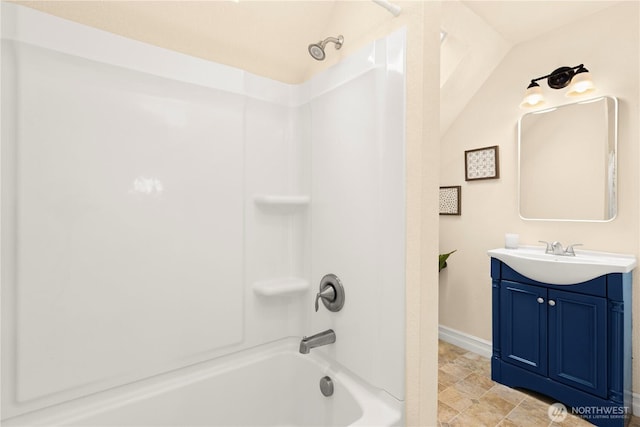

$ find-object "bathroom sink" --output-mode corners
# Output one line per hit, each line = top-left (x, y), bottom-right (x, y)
(488, 246), (637, 285)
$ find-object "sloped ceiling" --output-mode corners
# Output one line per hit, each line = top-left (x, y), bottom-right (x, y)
(441, 0), (622, 136)
(440, 0), (510, 136)
(12, 0), (624, 134)
(462, 0), (621, 45)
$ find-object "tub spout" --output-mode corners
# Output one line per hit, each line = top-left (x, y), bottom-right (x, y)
(299, 329), (336, 354)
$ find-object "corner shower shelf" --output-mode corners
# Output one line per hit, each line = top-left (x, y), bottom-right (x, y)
(253, 195), (310, 207)
(252, 278), (310, 297)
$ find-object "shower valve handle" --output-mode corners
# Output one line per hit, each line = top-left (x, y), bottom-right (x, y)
(315, 274), (345, 313)
(315, 285), (336, 312)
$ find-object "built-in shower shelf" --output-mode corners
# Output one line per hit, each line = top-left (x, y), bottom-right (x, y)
(253, 195), (310, 207)
(252, 278), (310, 297)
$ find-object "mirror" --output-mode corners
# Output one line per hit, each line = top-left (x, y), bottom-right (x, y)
(518, 96), (617, 222)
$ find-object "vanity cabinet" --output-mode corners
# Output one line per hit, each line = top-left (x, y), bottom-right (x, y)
(491, 259), (632, 427)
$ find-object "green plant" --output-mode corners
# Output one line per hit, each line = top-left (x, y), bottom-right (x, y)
(439, 250), (456, 272)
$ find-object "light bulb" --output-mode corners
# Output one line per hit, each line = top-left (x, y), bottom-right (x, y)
(520, 84), (545, 108)
(566, 71), (595, 97)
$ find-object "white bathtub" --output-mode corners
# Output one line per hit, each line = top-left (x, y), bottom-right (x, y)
(3, 339), (402, 427)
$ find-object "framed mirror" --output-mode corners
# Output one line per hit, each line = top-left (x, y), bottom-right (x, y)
(518, 96), (618, 222)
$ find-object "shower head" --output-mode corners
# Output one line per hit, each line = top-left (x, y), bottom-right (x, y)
(308, 43), (326, 61)
(308, 35), (344, 61)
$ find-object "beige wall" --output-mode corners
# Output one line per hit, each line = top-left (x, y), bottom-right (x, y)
(440, 1), (639, 390)
(13, 1), (442, 424)
(413, 3), (441, 425)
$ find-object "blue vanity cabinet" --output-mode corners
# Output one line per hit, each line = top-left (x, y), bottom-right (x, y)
(500, 281), (548, 376)
(548, 288), (607, 398)
(492, 258), (632, 427)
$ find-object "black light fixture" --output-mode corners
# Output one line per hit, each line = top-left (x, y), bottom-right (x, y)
(520, 64), (595, 108)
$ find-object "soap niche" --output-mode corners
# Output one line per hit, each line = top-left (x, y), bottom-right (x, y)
(244, 99), (312, 303)
(250, 194), (311, 297)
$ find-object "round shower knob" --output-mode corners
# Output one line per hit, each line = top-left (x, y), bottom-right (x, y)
(316, 274), (345, 312)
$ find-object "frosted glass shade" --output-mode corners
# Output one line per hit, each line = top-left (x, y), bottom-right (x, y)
(566, 71), (595, 97)
(520, 85), (545, 108)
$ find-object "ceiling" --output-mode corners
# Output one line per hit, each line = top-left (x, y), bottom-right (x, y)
(14, 0), (624, 132)
(14, 0), (391, 84)
(461, 0), (622, 45)
(440, 0), (622, 135)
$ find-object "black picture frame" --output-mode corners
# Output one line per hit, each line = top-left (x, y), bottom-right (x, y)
(465, 145), (500, 181)
(439, 186), (461, 216)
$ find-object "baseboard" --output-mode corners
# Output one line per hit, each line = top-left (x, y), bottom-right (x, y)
(632, 393), (640, 416)
(438, 325), (492, 359)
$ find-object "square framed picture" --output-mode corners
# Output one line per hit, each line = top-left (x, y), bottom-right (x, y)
(439, 186), (461, 216)
(465, 145), (500, 181)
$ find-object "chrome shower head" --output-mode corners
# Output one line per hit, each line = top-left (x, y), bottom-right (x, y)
(308, 43), (326, 61)
(308, 35), (344, 61)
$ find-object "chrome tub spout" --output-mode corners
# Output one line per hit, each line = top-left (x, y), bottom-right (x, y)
(299, 329), (336, 354)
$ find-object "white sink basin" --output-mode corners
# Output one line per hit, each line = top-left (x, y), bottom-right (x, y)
(488, 246), (637, 285)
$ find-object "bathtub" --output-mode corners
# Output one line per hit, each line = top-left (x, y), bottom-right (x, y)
(3, 339), (402, 426)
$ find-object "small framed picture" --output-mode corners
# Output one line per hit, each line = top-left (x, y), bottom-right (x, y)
(465, 145), (500, 181)
(439, 186), (461, 216)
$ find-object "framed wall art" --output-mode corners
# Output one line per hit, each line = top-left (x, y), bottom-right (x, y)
(465, 145), (500, 181)
(439, 186), (461, 216)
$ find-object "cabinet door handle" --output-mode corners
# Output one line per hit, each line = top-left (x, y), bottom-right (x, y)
(537, 297), (544, 304)
(548, 300), (556, 307)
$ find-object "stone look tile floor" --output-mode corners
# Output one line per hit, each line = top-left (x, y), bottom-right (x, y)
(438, 340), (640, 427)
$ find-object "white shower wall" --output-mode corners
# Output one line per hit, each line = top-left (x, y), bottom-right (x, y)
(309, 34), (406, 400)
(1, 3), (406, 420)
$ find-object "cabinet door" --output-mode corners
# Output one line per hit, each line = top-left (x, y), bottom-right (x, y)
(500, 281), (547, 376)
(548, 289), (607, 398)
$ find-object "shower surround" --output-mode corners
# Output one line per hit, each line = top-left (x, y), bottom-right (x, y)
(1, 3), (406, 425)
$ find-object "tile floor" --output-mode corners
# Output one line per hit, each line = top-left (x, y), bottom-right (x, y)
(438, 340), (640, 427)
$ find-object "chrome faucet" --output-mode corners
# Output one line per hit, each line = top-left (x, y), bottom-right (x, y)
(564, 243), (583, 256)
(299, 329), (336, 354)
(539, 241), (583, 257)
(551, 241), (565, 255)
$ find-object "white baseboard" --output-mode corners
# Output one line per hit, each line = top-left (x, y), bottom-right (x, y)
(438, 324), (492, 359)
(438, 324), (639, 416)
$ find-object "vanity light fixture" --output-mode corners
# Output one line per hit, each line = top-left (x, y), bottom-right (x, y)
(520, 64), (595, 108)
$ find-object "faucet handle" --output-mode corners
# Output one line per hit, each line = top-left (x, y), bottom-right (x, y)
(315, 285), (336, 312)
(539, 240), (552, 254)
(565, 243), (583, 256)
(315, 274), (345, 313)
